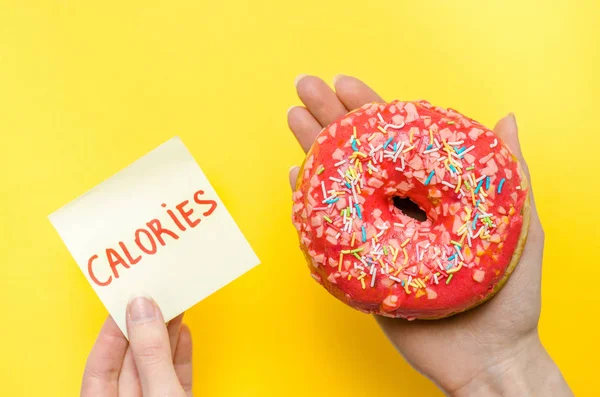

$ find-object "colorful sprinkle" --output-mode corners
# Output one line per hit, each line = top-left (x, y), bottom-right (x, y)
(474, 179), (484, 194)
(498, 178), (506, 193)
(446, 274), (454, 284)
(383, 137), (394, 149)
(361, 226), (367, 242)
(355, 204), (362, 219)
(485, 176), (491, 191)
(317, 166), (325, 175)
(323, 215), (332, 223)
(424, 170), (436, 185)
(472, 213), (479, 230)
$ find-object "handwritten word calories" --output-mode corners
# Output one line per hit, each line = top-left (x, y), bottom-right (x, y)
(87, 189), (217, 286)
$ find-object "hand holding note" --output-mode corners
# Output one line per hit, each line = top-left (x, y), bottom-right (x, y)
(49, 137), (259, 335)
(81, 297), (193, 397)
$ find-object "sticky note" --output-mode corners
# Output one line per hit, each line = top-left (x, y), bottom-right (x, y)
(49, 137), (260, 335)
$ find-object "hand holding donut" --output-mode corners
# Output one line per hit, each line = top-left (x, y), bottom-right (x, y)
(288, 75), (572, 396)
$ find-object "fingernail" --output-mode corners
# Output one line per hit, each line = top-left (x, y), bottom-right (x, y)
(287, 106), (296, 116)
(289, 165), (299, 174)
(294, 74), (307, 87)
(333, 74), (346, 86)
(507, 112), (518, 133)
(128, 296), (156, 323)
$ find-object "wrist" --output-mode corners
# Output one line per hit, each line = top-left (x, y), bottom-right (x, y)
(449, 332), (572, 397)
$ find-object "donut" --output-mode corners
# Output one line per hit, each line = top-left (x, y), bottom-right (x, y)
(291, 100), (530, 319)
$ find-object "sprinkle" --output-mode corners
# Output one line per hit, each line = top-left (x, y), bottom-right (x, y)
(448, 140), (464, 146)
(371, 269), (377, 287)
(472, 213), (479, 229)
(446, 274), (454, 284)
(490, 138), (498, 148)
(323, 215), (332, 223)
(455, 245), (464, 260)
(383, 137), (394, 149)
(351, 140), (359, 152)
(409, 129), (415, 143)
(385, 122), (405, 130)
(325, 197), (340, 204)
(334, 159), (346, 167)
(350, 248), (363, 253)
(392, 246), (399, 262)
(448, 254), (457, 261)
(458, 145), (475, 158)
(485, 176), (491, 191)
(383, 246), (388, 255)
(321, 181), (327, 198)
(338, 253), (343, 272)
(367, 133), (378, 142)
(317, 166), (325, 175)
(377, 112), (385, 123)
(474, 179), (484, 194)
(442, 181), (456, 189)
(450, 240), (462, 248)
(389, 276), (402, 283)
(455, 176), (462, 193)
(449, 164), (457, 173)
(424, 170), (435, 186)
(447, 262), (463, 274)
(353, 252), (361, 260)
(498, 178), (506, 193)
(433, 274), (439, 284)
(362, 226), (367, 242)
(368, 162), (379, 173)
(423, 146), (440, 154)
(401, 238), (411, 248)
(402, 145), (416, 153)
(354, 204), (362, 219)
(353, 126), (357, 138)
(447, 121), (455, 124)
(403, 248), (409, 264)
(351, 232), (356, 246)
(429, 128), (434, 144)
(393, 222), (404, 228)
(361, 279), (366, 289)
(466, 165), (475, 171)
(329, 177), (342, 183)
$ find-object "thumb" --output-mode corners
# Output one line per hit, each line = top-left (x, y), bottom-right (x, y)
(126, 296), (184, 397)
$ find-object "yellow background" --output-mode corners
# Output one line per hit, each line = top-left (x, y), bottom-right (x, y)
(0, 1), (598, 395)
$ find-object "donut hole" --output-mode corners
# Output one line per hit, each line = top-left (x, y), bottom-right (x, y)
(392, 196), (427, 222)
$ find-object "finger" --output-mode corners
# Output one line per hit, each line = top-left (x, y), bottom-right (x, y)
(167, 313), (184, 358)
(126, 296), (182, 397)
(81, 316), (128, 397)
(174, 324), (193, 397)
(287, 106), (322, 153)
(295, 75), (348, 126)
(493, 113), (529, 177)
(493, 113), (544, 242)
(289, 166), (300, 190)
(117, 348), (142, 396)
(332, 74), (384, 110)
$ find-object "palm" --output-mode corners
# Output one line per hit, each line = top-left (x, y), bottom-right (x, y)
(288, 75), (545, 393)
